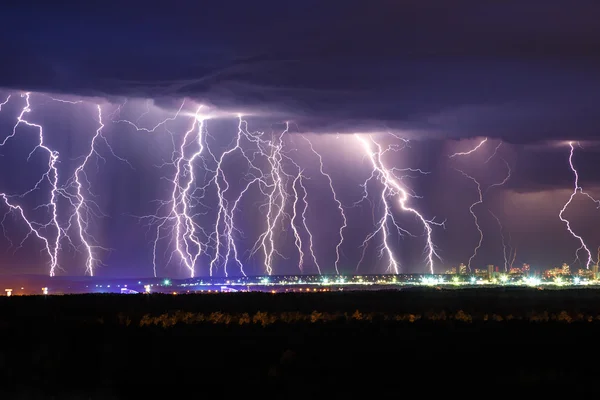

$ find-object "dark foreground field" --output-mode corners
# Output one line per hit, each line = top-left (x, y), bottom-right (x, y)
(2, 288), (600, 398)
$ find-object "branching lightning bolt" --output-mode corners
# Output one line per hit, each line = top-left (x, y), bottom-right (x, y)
(296, 174), (320, 274)
(559, 142), (594, 268)
(60, 105), (127, 276)
(0, 93), (62, 275)
(355, 134), (443, 274)
(115, 101), (186, 133)
(290, 172), (305, 271)
(456, 159), (511, 271)
(134, 104), (210, 277)
(303, 137), (346, 274)
(206, 116), (274, 277)
(207, 117), (325, 276)
(168, 109), (206, 277)
(249, 123), (292, 275)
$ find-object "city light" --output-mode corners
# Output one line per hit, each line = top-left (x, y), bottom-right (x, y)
(2, 270), (600, 295)
(555, 277), (563, 285)
(524, 277), (541, 286)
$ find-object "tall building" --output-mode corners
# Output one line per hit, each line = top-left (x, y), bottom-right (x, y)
(458, 263), (467, 274)
(593, 264), (599, 280)
(487, 264), (494, 279)
(561, 263), (570, 275)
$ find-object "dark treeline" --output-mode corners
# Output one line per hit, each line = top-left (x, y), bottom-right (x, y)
(2, 289), (600, 398)
(3, 287), (600, 324)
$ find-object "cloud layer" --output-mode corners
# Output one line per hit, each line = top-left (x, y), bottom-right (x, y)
(1, 1), (600, 140)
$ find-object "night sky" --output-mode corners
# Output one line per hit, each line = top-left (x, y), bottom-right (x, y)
(1, 1), (600, 277)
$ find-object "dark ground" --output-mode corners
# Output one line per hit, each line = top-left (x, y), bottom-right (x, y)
(1, 287), (599, 398)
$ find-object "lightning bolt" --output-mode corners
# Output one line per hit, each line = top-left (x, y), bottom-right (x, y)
(249, 123), (292, 275)
(451, 136), (510, 271)
(0, 95), (10, 111)
(206, 116), (273, 277)
(60, 104), (130, 276)
(63, 106), (107, 276)
(449, 138), (488, 158)
(44, 95), (83, 105)
(456, 170), (484, 272)
(0, 194), (55, 267)
(456, 158), (511, 271)
(168, 109), (206, 277)
(224, 175), (267, 277)
(290, 172), (306, 271)
(114, 101), (186, 133)
(485, 142), (503, 164)
(489, 210), (509, 272)
(134, 104), (209, 277)
(509, 245), (517, 270)
(355, 134), (443, 274)
(559, 142), (594, 268)
(136, 99), (151, 124)
(296, 174), (320, 274)
(303, 137), (346, 274)
(0, 93), (62, 275)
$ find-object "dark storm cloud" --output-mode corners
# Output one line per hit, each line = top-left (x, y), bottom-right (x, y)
(1, 0), (600, 140)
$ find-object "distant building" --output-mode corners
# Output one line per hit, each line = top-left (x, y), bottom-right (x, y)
(509, 267), (522, 275)
(593, 264), (599, 280)
(458, 263), (467, 274)
(487, 265), (494, 279)
(577, 269), (594, 279)
(544, 264), (572, 279)
(444, 267), (457, 274)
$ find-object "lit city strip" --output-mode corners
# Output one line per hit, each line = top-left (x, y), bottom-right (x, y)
(5, 264), (600, 295)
